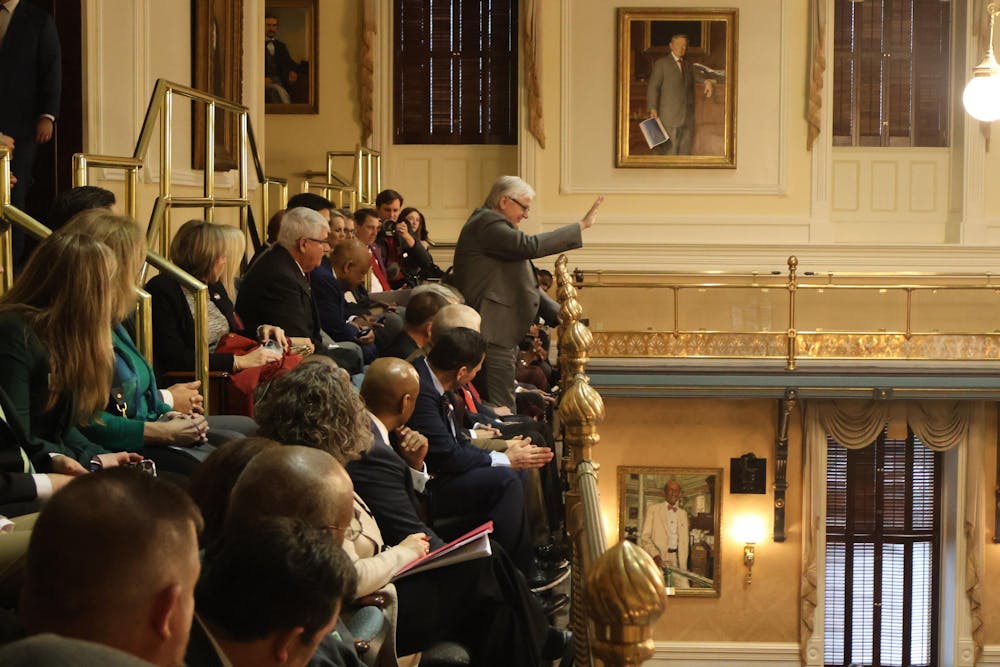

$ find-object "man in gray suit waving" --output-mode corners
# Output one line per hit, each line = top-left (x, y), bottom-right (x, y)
(452, 176), (603, 410)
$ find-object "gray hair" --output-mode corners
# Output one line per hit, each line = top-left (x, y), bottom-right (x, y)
(411, 282), (464, 304)
(483, 175), (536, 209)
(276, 207), (329, 250)
(431, 304), (482, 345)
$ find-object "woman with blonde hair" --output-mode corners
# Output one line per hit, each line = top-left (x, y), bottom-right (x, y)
(0, 232), (141, 470)
(145, 219), (286, 378)
(218, 223), (246, 298)
(63, 211), (256, 473)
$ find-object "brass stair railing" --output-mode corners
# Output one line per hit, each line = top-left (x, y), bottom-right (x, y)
(301, 146), (382, 208)
(69, 79), (290, 413)
(554, 255), (667, 666)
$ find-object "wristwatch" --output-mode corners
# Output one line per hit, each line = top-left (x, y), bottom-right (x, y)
(89, 456), (103, 472)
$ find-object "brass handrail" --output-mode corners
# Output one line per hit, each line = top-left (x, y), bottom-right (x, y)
(70, 79), (282, 413)
(554, 254), (666, 666)
(322, 146), (382, 206)
(570, 258), (1000, 370)
(300, 180), (358, 210)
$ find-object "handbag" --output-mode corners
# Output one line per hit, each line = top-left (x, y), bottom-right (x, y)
(215, 333), (302, 416)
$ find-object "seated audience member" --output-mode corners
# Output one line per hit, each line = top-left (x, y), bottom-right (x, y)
(342, 210), (357, 238)
(65, 212), (257, 471)
(394, 206), (442, 283)
(311, 238), (377, 363)
(45, 185), (116, 232)
(0, 384), (83, 517)
(246, 207), (285, 270)
(251, 376), (570, 666)
(19, 469), (203, 667)
(222, 446), (369, 667)
(410, 281), (463, 304)
(146, 220), (286, 376)
(236, 207), (363, 374)
(218, 223), (248, 297)
(188, 516), (357, 667)
(536, 268), (554, 294)
(452, 175), (603, 410)
(373, 190), (437, 288)
(405, 327), (554, 575)
(0, 232), (144, 468)
(354, 208), (390, 293)
(288, 191), (336, 221)
(187, 437), (280, 548)
(379, 290), (448, 361)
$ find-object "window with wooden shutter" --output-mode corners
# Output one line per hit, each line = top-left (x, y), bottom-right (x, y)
(832, 0), (950, 147)
(394, 0), (518, 145)
(824, 429), (940, 667)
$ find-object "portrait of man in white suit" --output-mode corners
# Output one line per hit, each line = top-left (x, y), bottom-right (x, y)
(639, 479), (691, 588)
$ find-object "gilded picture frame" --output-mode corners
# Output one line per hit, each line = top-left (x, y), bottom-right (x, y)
(619, 466), (723, 597)
(265, 0), (319, 114)
(192, 0), (244, 171)
(616, 8), (737, 168)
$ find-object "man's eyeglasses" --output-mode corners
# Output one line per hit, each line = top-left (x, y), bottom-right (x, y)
(326, 507), (363, 541)
(303, 237), (332, 248)
(508, 197), (531, 214)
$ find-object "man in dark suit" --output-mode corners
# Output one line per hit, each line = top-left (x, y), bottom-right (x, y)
(19, 469), (203, 667)
(188, 516), (357, 667)
(406, 327), (554, 575)
(264, 12), (299, 104)
(312, 238), (376, 362)
(452, 176), (602, 410)
(236, 207), (362, 374)
(350, 357), (445, 550)
(0, 0), (61, 262)
(378, 290), (448, 361)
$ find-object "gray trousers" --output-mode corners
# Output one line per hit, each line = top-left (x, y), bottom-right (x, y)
(483, 342), (517, 412)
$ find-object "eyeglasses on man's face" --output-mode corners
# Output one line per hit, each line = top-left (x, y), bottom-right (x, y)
(302, 237), (331, 249)
(326, 507), (362, 541)
(508, 197), (531, 215)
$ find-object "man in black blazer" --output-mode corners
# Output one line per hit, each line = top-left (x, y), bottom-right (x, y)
(0, 0), (61, 261)
(236, 207), (362, 373)
(350, 358), (445, 550)
(263, 13), (299, 104)
(406, 327), (553, 574)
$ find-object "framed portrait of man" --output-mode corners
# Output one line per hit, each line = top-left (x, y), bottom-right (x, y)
(265, 0), (318, 114)
(616, 8), (738, 168)
(619, 466), (723, 597)
(192, 0), (243, 170)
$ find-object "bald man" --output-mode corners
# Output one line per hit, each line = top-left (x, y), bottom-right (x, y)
(312, 239), (377, 362)
(350, 358), (444, 549)
(19, 469), (203, 667)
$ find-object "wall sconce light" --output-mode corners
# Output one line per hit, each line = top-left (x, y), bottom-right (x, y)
(963, 3), (1000, 122)
(733, 514), (766, 586)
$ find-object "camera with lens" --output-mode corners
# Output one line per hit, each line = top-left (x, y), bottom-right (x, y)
(381, 218), (397, 237)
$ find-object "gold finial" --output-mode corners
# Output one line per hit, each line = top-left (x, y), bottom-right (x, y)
(585, 541), (667, 666)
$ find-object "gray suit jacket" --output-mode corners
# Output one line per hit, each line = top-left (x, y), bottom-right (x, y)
(452, 208), (582, 348)
(647, 55), (694, 129)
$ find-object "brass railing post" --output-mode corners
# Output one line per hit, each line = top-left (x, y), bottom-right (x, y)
(0, 145), (12, 293)
(786, 255), (798, 371)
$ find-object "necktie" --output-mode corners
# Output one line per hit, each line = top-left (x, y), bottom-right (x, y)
(0, 5), (11, 49)
(677, 58), (684, 74)
(668, 505), (677, 512)
(266, 39), (275, 56)
(439, 394), (457, 439)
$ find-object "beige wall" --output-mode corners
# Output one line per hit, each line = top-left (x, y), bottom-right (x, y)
(597, 398), (801, 642)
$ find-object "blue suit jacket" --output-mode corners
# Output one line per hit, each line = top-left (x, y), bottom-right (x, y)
(346, 419), (445, 550)
(0, 1), (61, 137)
(311, 257), (361, 342)
(407, 358), (491, 477)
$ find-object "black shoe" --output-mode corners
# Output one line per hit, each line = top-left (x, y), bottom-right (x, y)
(535, 543), (571, 569)
(539, 592), (570, 617)
(528, 564), (570, 593)
(542, 627), (573, 665)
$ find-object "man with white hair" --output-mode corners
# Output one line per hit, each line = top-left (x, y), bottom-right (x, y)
(236, 207), (362, 372)
(452, 176), (603, 410)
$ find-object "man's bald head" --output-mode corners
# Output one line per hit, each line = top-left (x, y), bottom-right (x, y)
(361, 358), (420, 427)
(431, 304), (482, 346)
(331, 238), (372, 288)
(227, 446), (354, 545)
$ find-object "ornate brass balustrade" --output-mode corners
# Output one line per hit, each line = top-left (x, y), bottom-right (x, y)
(301, 146), (382, 208)
(572, 259), (1000, 370)
(555, 255), (667, 666)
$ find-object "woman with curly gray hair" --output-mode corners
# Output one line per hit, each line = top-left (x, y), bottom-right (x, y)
(255, 357), (373, 461)
(253, 357), (566, 667)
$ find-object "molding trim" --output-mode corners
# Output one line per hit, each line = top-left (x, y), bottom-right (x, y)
(979, 645), (1000, 665)
(645, 641), (799, 666)
(558, 0), (789, 196)
(544, 237), (1000, 272)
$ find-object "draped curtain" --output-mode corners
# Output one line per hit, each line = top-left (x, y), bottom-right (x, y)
(523, 0), (545, 148)
(806, 0), (827, 151)
(360, 0), (376, 146)
(800, 400), (986, 664)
